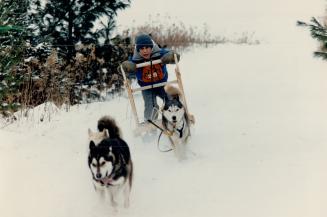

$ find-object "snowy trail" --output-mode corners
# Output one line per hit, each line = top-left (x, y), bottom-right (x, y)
(1, 34), (327, 217)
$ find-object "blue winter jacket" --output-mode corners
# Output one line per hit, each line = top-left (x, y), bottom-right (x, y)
(130, 42), (170, 87)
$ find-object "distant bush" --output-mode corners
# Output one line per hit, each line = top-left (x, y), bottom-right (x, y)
(125, 14), (259, 51)
(0, 36), (132, 119)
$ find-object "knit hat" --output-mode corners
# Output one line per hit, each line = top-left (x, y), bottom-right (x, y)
(135, 34), (153, 52)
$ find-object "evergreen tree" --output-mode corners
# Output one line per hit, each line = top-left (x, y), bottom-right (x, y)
(298, 17), (327, 60)
(31, 0), (131, 60)
(0, 0), (29, 113)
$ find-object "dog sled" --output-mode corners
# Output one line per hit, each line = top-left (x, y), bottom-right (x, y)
(120, 54), (193, 139)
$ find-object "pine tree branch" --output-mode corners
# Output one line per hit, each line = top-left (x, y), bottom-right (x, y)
(311, 32), (327, 42)
(297, 20), (309, 27)
(314, 51), (327, 60)
(311, 17), (323, 28)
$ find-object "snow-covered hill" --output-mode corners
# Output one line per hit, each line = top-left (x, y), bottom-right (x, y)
(1, 39), (327, 217)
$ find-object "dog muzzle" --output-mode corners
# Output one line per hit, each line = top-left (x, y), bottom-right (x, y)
(94, 176), (113, 186)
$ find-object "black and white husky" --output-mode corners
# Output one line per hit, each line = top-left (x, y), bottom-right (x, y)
(88, 116), (133, 208)
(162, 85), (191, 159)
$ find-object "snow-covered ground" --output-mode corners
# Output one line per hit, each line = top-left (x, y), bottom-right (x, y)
(1, 1), (327, 217)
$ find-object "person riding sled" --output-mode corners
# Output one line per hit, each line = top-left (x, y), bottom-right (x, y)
(119, 33), (180, 122)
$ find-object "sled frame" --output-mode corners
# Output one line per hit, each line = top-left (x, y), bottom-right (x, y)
(120, 55), (190, 134)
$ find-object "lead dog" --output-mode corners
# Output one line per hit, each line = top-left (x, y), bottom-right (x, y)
(162, 85), (191, 159)
(88, 116), (133, 208)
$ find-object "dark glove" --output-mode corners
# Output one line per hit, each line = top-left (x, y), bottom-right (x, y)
(161, 51), (180, 64)
(119, 60), (136, 73)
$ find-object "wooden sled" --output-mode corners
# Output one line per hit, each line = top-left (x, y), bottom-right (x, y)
(120, 54), (193, 136)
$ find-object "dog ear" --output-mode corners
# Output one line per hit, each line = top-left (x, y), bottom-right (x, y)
(108, 146), (116, 162)
(163, 95), (169, 105)
(88, 128), (93, 137)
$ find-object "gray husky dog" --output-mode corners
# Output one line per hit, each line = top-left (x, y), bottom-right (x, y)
(162, 85), (191, 159)
(88, 116), (133, 208)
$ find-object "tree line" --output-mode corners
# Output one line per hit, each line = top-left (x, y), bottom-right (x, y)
(0, 0), (132, 116)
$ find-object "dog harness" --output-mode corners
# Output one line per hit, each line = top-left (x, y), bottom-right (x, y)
(175, 121), (185, 138)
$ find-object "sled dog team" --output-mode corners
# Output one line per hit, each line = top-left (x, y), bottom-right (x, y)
(87, 33), (193, 208)
(87, 84), (192, 208)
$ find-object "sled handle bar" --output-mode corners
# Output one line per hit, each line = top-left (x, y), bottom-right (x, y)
(132, 80), (178, 92)
(120, 59), (162, 82)
(136, 59), (162, 68)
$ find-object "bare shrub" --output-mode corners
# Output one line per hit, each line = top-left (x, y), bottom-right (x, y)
(3, 36), (131, 117)
(125, 14), (259, 51)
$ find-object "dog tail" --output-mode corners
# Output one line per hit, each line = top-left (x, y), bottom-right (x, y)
(164, 84), (181, 98)
(97, 115), (121, 138)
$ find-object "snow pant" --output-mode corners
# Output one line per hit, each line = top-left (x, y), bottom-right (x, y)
(141, 86), (167, 121)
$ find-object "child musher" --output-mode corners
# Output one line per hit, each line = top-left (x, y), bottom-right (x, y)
(120, 33), (180, 122)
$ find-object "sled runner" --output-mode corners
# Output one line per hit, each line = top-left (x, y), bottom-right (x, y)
(120, 54), (192, 136)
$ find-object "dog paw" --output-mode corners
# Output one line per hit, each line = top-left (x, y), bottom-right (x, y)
(111, 200), (118, 208)
(188, 113), (195, 125)
(124, 199), (130, 208)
